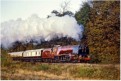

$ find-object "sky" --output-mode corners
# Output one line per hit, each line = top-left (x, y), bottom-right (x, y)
(1, 0), (87, 23)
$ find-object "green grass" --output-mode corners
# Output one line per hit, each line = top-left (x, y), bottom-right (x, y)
(69, 64), (120, 80)
(1, 62), (120, 80)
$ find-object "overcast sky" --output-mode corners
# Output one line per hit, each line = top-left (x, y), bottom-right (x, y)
(1, 0), (87, 23)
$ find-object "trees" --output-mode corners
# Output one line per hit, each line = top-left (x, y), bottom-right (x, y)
(48, 1), (74, 17)
(86, 1), (120, 63)
(75, 1), (120, 63)
(50, 10), (73, 17)
(75, 2), (91, 26)
(75, 2), (91, 48)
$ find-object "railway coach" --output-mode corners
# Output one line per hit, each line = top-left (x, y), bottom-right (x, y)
(9, 49), (43, 62)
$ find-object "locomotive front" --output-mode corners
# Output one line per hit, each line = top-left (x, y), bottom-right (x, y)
(78, 44), (91, 62)
(52, 44), (91, 62)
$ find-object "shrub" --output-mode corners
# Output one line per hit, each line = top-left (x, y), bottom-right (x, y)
(1, 49), (12, 67)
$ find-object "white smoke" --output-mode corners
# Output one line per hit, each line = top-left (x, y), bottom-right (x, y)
(1, 14), (84, 48)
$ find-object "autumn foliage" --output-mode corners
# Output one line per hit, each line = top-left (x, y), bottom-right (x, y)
(75, 1), (120, 63)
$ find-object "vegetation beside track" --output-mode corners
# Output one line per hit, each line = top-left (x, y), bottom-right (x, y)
(1, 61), (120, 80)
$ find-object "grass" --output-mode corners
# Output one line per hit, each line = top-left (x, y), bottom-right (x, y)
(1, 61), (120, 80)
(69, 64), (120, 80)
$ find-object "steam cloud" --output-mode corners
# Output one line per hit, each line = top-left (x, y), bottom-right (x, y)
(1, 14), (84, 48)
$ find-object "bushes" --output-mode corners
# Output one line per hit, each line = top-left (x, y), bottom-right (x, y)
(1, 49), (12, 67)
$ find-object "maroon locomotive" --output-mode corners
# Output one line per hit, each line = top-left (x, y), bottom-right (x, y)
(9, 44), (91, 63)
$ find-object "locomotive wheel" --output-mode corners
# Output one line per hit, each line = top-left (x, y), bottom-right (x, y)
(45, 59), (48, 63)
(48, 59), (52, 63)
(43, 59), (46, 62)
(50, 59), (52, 63)
(80, 60), (84, 63)
(30, 59), (35, 63)
(66, 57), (71, 62)
(51, 59), (54, 63)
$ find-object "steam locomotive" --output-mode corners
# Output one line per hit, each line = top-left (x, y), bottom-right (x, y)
(8, 44), (91, 63)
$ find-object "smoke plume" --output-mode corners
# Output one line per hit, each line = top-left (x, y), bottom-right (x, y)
(1, 14), (84, 48)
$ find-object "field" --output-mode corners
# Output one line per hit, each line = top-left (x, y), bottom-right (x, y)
(1, 62), (120, 80)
